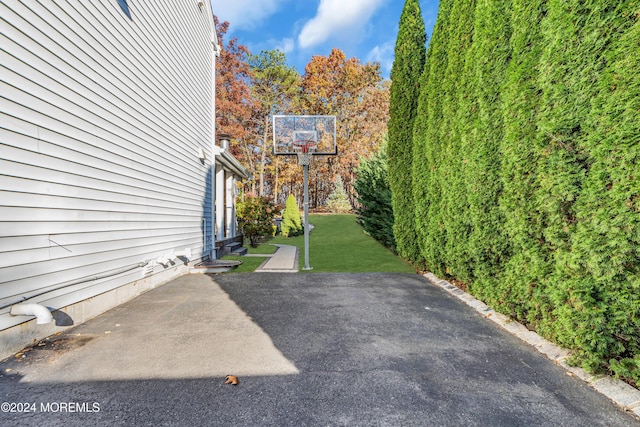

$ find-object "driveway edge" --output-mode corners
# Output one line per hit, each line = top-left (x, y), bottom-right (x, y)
(424, 272), (640, 420)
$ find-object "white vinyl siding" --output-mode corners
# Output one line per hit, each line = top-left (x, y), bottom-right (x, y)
(0, 0), (217, 325)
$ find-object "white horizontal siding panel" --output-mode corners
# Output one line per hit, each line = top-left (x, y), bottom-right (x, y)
(0, 133), (207, 201)
(0, 190), (202, 218)
(0, 232), (204, 292)
(0, 41), (174, 151)
(0, 221), (198, 237)
(0, 158), (204, 207)
(0, 33), (187, 146)
(0, 206), (205, 226)
(68, 2), (209, 142)
(2, 1), (190, 135)
(0, 0), (218, 314)
(0, 160), (205, 209)
(0, 81), (195, 182)
(1, 228), (199, 251)
(0, 230), (201, 269)
(4, 18), (200, 172)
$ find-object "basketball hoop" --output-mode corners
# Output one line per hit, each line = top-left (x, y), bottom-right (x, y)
(293, 139), (317, 166)
(272, 115), (337, 271)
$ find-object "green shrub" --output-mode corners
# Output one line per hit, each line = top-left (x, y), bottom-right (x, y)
(354, 140), (395, 250)
(236, 195), (279, 247)
(281, 194), (303, 237)
(548, 1), (640, 379)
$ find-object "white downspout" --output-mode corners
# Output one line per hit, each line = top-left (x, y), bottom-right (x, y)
(209, 5), (221, 260)
(10, 304), (53, 324)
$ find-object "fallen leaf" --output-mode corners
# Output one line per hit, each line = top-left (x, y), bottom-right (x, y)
(225, 375), (239, 385)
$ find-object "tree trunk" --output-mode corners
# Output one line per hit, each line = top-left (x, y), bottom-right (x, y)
(259, 115), (268, 196)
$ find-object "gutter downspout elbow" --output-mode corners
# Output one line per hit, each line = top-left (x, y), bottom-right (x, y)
(10, 303), (54, 324)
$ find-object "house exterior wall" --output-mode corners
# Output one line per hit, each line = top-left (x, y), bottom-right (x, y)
(0, 0), (246, 347)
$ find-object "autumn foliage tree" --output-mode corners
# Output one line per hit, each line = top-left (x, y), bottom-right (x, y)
(301, 48), (389, 206)
(248, 50), (301, 199)
(214, 16), (257, 169)
(214, 18), (390, 209)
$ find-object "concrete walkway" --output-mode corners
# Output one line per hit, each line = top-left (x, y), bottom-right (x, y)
(254, 244), (298, 273)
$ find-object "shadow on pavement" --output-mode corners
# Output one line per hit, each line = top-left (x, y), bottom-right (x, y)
(0, 273), (637, 426)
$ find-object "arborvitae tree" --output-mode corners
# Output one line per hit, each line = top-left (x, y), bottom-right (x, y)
(326, 175), (352, 214)
(388, 0), (426, 266)
(533, 0), (613, 347)
(410, 58), (431, 271)
(281, 194), (302, 237)
(354, 139), (395, 250)
(463, 0), (512, 293)
(438, 0), (477, 281)
(496, 0), (548, 323)
(550, 1), (640, 379)
(411, 0), (640, 385)
(412, 0), (454, 276)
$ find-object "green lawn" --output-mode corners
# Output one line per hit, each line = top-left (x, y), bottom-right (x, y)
(224, 214), (415, 273)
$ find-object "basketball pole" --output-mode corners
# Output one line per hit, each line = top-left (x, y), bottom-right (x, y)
(302, 162), (312, 270)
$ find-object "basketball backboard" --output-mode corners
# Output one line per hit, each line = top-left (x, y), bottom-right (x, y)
(273, 115), (337, 156)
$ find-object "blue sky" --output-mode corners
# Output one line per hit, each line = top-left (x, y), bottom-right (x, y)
(211, 0), (440, 79)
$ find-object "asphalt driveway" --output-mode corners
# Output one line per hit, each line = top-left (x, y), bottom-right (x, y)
(0, 273), (638, 426)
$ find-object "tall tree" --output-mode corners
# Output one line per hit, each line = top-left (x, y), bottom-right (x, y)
(496, 0), (547, 324)
(301, 48), (389, 206)
(566, 1), (640, 379)
(214, 16), (257, 169)
(248, 50), (301, 198)
(412, 0), (454, 275)
(463, 0), (511, 293)
(438, 0), (476, 281)
(388, 0), (427, 266)
(542, 0), (640, 377)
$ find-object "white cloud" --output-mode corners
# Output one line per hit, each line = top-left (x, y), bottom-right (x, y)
(298, 0), (386, 49)
(366, 40), (395, 75)
(212, 0), (285, 31)
(275, 37), (295, 54)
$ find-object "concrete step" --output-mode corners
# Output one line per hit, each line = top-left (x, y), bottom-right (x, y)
(220, 241), (242, 257)
(231, 247), (248, 256)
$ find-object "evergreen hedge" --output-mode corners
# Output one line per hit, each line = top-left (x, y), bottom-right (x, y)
(397, 0), (640, 384)
(412, 0), (453, 276)
(388, 0), (427, 267)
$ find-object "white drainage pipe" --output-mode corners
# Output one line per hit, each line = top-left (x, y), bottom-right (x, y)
(10, 303), (53, 324)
